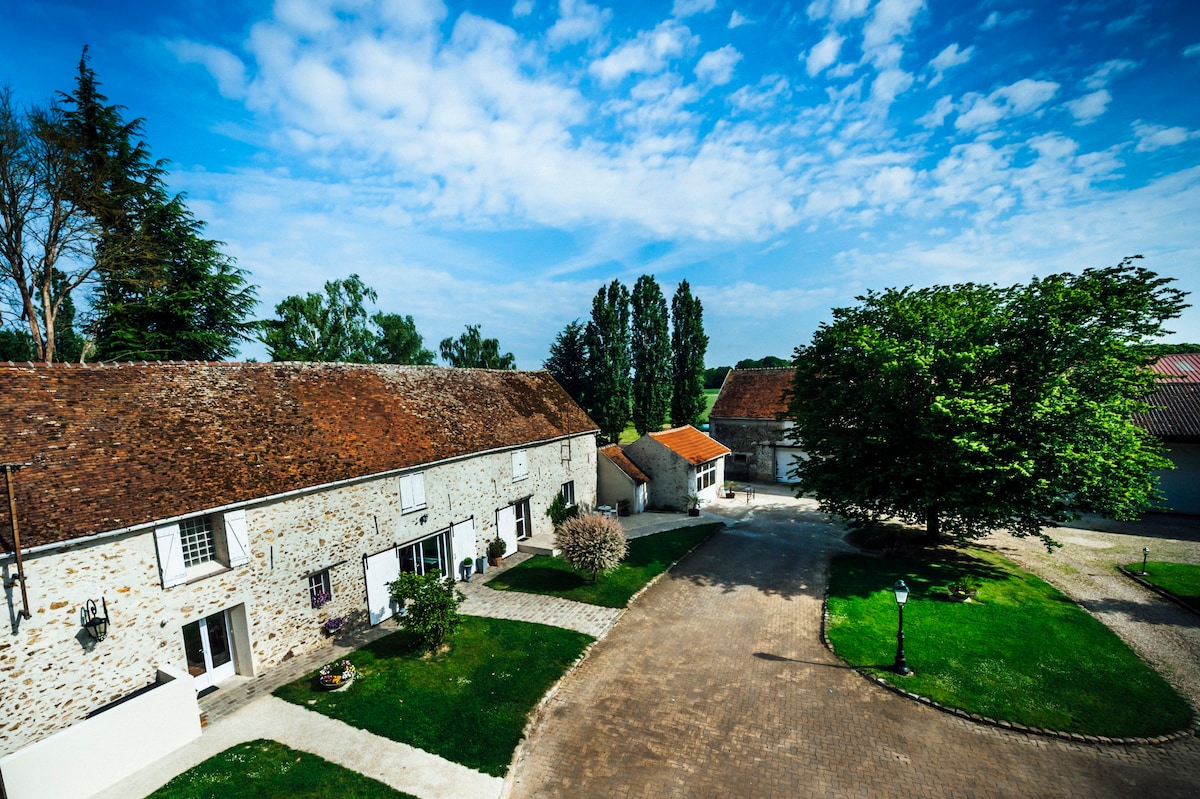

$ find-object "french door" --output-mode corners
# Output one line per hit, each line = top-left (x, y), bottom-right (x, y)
(183, 610), (236, 691)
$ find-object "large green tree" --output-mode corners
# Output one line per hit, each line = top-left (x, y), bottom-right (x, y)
(544, 319), (589, 406)
(439, 324), (515, 369)
(670, 279), (708, 427)
(785, 259), (1188, 548)
(630, 275), (671, 436)
(586, 280), (632, 443)
(261, 274), (379, 362)
(372, 312), (435, 364)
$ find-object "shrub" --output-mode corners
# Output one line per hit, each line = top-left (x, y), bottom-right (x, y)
(487, 536), (507, 559)
(388, 571), (466, 652)
(554, 513), (629, 581)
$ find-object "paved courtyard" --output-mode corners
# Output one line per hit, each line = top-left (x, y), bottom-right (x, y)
(506, 492), (1200, 799)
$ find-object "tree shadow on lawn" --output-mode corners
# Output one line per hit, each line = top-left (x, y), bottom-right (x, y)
(487, 563), (591, 593)
(1076, 595), (1200, 629)
(829, 548), (1011, 601)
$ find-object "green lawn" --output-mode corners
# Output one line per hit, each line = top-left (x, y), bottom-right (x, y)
(826, 549), (1193, 738)
(147, 739), (415, 799)
(1125, 560), (1200, 612)
(486, 523), (721, 607)
(617, 390), (721, 443)
(273, 617), (592, 776)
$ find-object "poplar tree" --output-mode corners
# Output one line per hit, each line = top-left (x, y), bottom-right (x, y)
(630, 275), (671, 436)
(586, 280), (632, 443)
(670, 279), (708, 427)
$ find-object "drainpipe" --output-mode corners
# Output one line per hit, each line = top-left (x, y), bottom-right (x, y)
(4, 463), (32, 620)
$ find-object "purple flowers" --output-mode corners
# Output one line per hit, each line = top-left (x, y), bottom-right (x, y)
(311, 589), (332, 609)
(323, 617), (345, 634)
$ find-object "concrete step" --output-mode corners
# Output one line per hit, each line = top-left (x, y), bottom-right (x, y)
(517, 535), (560, 557)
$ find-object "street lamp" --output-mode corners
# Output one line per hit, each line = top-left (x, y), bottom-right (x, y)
(1141, 547), (1149, 576)
(892, 579), (910, 676)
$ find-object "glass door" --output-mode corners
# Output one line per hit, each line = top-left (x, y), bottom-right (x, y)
(182, 610), (236, 691)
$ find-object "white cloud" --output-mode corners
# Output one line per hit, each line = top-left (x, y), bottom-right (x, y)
(805, 31), (845, 77)
(870, 68), (914, 107)
(729, 75), (790, 113)
(696, 45), (743, 86)
(996, 79), (1059, 113)
(168, 40), (248, 99)
(980, 8), (1031, 30)
(512, 0), (534, 18)
(1083, 59), (1137, 90)
(728, 10), (751, 28)
(548, 0), (609, 47)
(590, 20), (696, 85)
(1133, 122), (1196, 152)
(956, 78), (1058, 130)
(1185, 43), (1200, 58)
(806, 0), (871, 22)
(927, 43), (972, 87)
(1066, 89), (1111, 124)
(672, 0), (716, 18)
(862, 0), (926, 68)
(917, 94), (954, 128)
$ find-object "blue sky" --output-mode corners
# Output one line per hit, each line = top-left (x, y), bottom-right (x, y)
(4, 0), (1199, 367)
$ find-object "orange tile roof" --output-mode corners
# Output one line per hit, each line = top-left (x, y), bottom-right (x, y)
(0, 362), (596, 550)
(600, 444), (650, 484)
(648, 426), (731, 465)
(710, 368), (794, 419)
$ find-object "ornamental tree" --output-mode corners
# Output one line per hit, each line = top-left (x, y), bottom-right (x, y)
(784, 258), (1188, 549)
(555, 513), (629, 581)
(388, 571), (466, 653)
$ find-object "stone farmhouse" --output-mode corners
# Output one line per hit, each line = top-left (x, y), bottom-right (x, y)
(708, 368), (804, 483)
(0, 362), (597, 779)
(1138, 352), (1200, 514)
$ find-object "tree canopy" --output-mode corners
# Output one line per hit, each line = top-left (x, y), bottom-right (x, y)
(544, 319), (588, 404)
(439, 324), (515, 369)
(585, 280), (632, 443)
(670, 279), (708, 427)
(261, 274), (379, 363)
(630, 275), (671, 436)
(784, 259), (1189, 548)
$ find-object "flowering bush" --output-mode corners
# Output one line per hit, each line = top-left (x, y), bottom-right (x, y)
(554, 513), (628, 581)
(322, 616), (345, 634)
(318, 659), (357, 688)
(310, 589), (332, 609)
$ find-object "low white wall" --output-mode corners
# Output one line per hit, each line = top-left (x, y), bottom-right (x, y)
(0, 664), (201, 799)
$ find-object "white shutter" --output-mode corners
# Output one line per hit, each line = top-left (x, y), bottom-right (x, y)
(155, 523), (187, 588)
(497, 505), (518, 556)
(400, 476), (415, 510)
(400, 473), (426, 511)
(223, 509), (250, 567)
(512, 450), (528, 481)
(412, 473), (426, 509)
(364, 548), (401, 626)
(451, 518), (476, 569)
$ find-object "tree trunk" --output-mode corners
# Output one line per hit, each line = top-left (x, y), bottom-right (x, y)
(925, 505), (941, 543)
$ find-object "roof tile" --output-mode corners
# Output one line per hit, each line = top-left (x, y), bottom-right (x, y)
(710, 368), (793, 419)
(648, 426), (731, 465)
(600, 444), (650, 484)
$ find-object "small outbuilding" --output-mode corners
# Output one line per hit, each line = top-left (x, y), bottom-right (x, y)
(623, 426), (731, 512)
(597, 444), (651, 514)
(1137, 353), (1200, 514)
(709, 367), (805, 483)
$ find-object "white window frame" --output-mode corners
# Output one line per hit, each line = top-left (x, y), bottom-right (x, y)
(399, 472), (427, 513)
(180, 515), (216, 568)
(309, 569), (333, 608)
(398, 530), (452, 577)
(156, 509), (251, 589)
(512, 450), (528, 482)
(560, 481), (575, 506)
(696, 460), (717, 492)
(514, 498), (531, 540)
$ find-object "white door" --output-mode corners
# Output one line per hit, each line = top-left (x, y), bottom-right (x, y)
(365, 547), (401, 626)
(452, 518), (476, 572)
(182, 611), (236, 691)
(496, 505), (518, 557)
(775, 447), (806, 483)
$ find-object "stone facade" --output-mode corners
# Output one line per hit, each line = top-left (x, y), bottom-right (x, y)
(709, 418), (792, 482)
(0, 434), (594, 758)
(623, 429), (727, 512)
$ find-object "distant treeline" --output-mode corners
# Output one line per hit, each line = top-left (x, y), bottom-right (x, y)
(703, 356), (789, 389)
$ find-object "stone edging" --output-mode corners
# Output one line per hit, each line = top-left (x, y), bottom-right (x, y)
(501, 522), (726, 797)
(819, 588), (1200, 747)
(1118, 566), (1200, 619)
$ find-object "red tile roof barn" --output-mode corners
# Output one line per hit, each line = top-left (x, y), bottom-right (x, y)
(710, 368), (794, 419)
(1150, 353), (1200, 383)
(1136, 384), (1200, 439)
(599, 444), (650, 484)
(0, 362), (597, 551)
(648, 426), (731, 465)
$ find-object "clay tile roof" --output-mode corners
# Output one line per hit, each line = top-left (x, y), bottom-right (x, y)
(1136, 383), (1200, 439)
(600, 444), (650, 484)
(0, 362), (597, 551)
(1150, 353), (1200, 383)
(710, 368), (794, 419)
(648, 425), (731, 465)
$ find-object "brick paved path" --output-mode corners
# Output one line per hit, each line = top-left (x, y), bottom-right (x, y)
(506, 497), (1200, 799)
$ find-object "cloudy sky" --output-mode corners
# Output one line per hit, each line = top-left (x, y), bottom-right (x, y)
(4, 0), (1199, 366)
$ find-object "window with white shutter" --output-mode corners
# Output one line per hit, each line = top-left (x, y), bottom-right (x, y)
(223, 509), (250, 567)
(512, 450), (528, 482)
(399, 473), (427, 513)
(155, 523), (188, 589)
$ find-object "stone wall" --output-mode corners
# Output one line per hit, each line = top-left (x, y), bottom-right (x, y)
(710, 418), (789, 482)
(0, 433), (595, 757)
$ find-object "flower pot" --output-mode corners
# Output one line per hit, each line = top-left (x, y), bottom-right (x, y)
(489, 555), (503, 567)
(688, 508), (700, 517)
(321, 673), (354, 691)
(725, 492), (735, 499)
(475, 556), (487, 575)
(460, 562), (473, 581)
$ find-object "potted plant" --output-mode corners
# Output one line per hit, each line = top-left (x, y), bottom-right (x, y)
(317, 658), (357, 691)
(617, 498), (631, 517)
(487, 536), (507, 566)
(686, 494), (702, 517)
(322, 616), (345, 636)
(723, 481), (737, 499)
(459, 557), (474, 582)
(949, 575), (980, 601)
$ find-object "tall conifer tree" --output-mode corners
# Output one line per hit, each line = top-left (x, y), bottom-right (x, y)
(586, 280), (632, 443)
(544, 320), (589, 407)
(630, 275), (671, 436)
(670, 279), (708, 427)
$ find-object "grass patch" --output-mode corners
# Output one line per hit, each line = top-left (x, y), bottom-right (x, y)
(616, 392), (720, 443)
(273, 617), (592, 776)
(487, 523), (720, 607)
(1125, 561), (1200, 612)
(147, 739), (415, 799)
(826, 549), (1193, 738)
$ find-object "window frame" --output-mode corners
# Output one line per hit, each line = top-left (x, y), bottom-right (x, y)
(179, 515), (216, 568)
(512, 449), (529, 482)
(399, 472), (427, 513)
(696, 460), (718, 492)
(560, 481), (575, 506)
(309, 569), (333, 608)
(398, 529), (452, 577)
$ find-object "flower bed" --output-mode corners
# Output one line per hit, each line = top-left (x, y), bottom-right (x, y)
(318, 659), (357, 690)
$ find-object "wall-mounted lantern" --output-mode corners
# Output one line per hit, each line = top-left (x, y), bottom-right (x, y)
(81, 597), (110, 641)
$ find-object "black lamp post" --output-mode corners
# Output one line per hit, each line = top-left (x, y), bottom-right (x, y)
(892, 579), (910, 676)
(1141, 547), (1149, 575)
(81, 597), (110, 641)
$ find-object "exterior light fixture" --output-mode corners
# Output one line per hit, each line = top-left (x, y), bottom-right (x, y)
(892, 579), (910, 676)
(1141, 547), (1149, 576)
(81, 597), (110, 641)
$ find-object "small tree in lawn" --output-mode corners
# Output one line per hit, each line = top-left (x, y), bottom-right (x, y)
(388, 571), (466, 653)
(555, 514), (629, 582)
